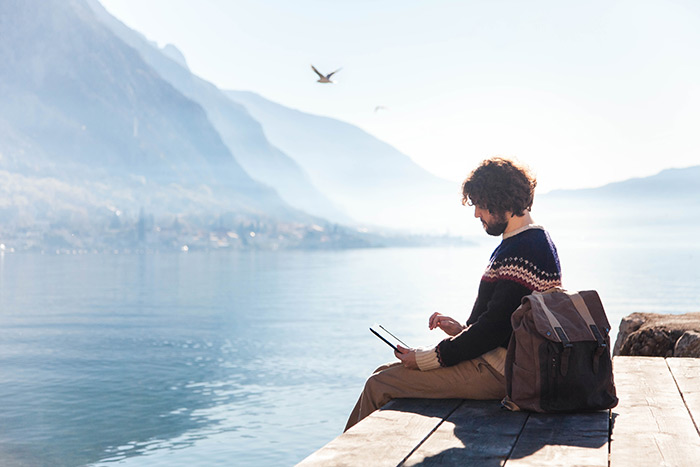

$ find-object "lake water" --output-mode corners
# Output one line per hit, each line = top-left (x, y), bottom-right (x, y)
(0, 233), (698, 466)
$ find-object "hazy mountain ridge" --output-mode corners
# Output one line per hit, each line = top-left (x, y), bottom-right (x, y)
(0, 0), (354, 251)
(85, 0), (351, 225)
(0, 0), (694, 252)
(3, 1), (214, 178)
(536, 165), (700, 241)
(225, 90), (464, 232)
(546, 166), (700, 200)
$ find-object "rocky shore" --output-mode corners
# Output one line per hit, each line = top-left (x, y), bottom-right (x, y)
(613, 312), (700, 357)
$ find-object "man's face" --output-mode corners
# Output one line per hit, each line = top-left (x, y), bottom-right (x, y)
(473, 205), (509, 236)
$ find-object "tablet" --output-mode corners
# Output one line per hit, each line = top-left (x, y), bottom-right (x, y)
(369, 324), (409, 351)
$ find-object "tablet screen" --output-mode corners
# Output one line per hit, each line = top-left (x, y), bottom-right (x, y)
(369, 324), (408, 351)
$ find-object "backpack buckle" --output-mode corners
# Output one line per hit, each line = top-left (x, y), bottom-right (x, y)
(554, 326), (573, 348)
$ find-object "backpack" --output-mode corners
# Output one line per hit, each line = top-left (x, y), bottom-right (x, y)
(502, 288), (618, 413)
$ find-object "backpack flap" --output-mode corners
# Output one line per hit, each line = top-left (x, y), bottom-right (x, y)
(526, 290), (611, 345)
(527, 290), (613, 376)
(574, 290), (612, 340)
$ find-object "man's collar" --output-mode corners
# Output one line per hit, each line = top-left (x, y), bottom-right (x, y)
(503, 224), (543, 240)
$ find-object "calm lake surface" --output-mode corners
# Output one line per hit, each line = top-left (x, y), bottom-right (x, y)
(0, 234), (698, 466)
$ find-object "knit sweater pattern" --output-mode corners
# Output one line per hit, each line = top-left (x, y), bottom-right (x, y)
(435, 225), (561, 368)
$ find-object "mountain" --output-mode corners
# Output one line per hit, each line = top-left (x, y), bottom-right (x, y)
(225, 91), (466, 233)
(85, 0), (351, 225)
(536, 165), (700, 241)
(2, 3), (207, 182)
(0, 0), (345, 250)
(90, 0), (468, 233)
(4, 0), (691, 252)
(546, 166), (700, 201)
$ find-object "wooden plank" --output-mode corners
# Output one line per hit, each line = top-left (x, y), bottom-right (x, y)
(507, 411), (609, 466)
(609, 356), (700, 467)
(401, 400), (528, 466)
(666, 358), (700, 436)
(297, 398), (462, 467)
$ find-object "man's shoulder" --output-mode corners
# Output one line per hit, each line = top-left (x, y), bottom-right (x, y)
(501, 225), (556, 250)
(494, 226), (560, 267)
(488, 226), (562, 289)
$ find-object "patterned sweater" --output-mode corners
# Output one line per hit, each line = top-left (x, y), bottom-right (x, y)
(415, 225), (562, 371)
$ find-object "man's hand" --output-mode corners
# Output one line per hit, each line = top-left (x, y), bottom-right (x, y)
(428, 312), (465, 336)
(395, 345), (419, 370)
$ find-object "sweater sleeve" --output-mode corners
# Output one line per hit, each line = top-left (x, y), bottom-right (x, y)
(415, 347), (441, 371)
(436, 280), (531, 367)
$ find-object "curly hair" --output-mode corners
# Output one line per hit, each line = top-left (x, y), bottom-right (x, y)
(461, 157), (537, 216)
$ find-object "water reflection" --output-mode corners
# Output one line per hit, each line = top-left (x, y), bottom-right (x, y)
(0, 244), (697, 466)
(0, 250), (387, 466)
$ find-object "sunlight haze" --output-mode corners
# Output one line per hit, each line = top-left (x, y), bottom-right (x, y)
(99, 0), (700, 193)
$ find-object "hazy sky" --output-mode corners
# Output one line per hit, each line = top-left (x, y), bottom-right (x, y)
(99, 0), (700, 193)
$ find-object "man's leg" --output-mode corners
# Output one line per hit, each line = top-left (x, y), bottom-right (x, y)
(344, 362), (402, 431)
(344, 357), (504, 431)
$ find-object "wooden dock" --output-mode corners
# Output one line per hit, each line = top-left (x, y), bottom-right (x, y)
(298, 357), (700, 466)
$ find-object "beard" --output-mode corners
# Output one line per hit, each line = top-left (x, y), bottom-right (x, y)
(482, 213), (509, 236)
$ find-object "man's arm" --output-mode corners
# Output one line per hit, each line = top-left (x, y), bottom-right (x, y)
(395, 345), (443, 371)
(394, 281), (530, 371)
(436, 280), (531, 367)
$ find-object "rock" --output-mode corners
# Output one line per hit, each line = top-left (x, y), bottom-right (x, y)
(613, 312), (700, 357)
(674, 330), (700, 357)
(612, 314), (646, 356)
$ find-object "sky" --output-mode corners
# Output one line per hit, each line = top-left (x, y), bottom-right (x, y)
(98, 0), (700, 193)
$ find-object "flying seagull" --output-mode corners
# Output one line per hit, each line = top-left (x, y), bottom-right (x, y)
(311, 65), (341, 83)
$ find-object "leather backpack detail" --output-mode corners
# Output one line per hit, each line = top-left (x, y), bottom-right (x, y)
(503, 288), (619, 413)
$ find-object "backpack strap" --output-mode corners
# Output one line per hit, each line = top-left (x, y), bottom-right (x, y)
(566, 292), (608, 374)
(532, 292), (574, 376)
(566, 292), (607, 349)
(531, 292), (572, 348)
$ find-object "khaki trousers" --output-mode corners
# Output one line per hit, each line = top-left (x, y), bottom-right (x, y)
(344, 357), (506, 432)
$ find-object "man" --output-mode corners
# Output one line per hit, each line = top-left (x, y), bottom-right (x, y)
(344, 156), (562, 431)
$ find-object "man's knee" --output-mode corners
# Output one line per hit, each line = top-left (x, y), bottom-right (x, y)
(361, 374), (393, 412)
(363, 370), (396, 402)
(364, 371), (382, 393)
(372, 361), (399, 375)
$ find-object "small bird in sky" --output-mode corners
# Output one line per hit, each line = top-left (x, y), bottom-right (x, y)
(374, 106), (388, 113)
(311, 65), (341, 83)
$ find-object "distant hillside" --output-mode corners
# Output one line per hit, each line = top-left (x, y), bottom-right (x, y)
(0, 0), (364, 251)
(226, 90), (465, 232)
(536, 165), (700, 238)
(546, 166), (700, 200)
(4, 0), (693, 251)
(86, 0), (351, 225)
(0, 0), (300, 215)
